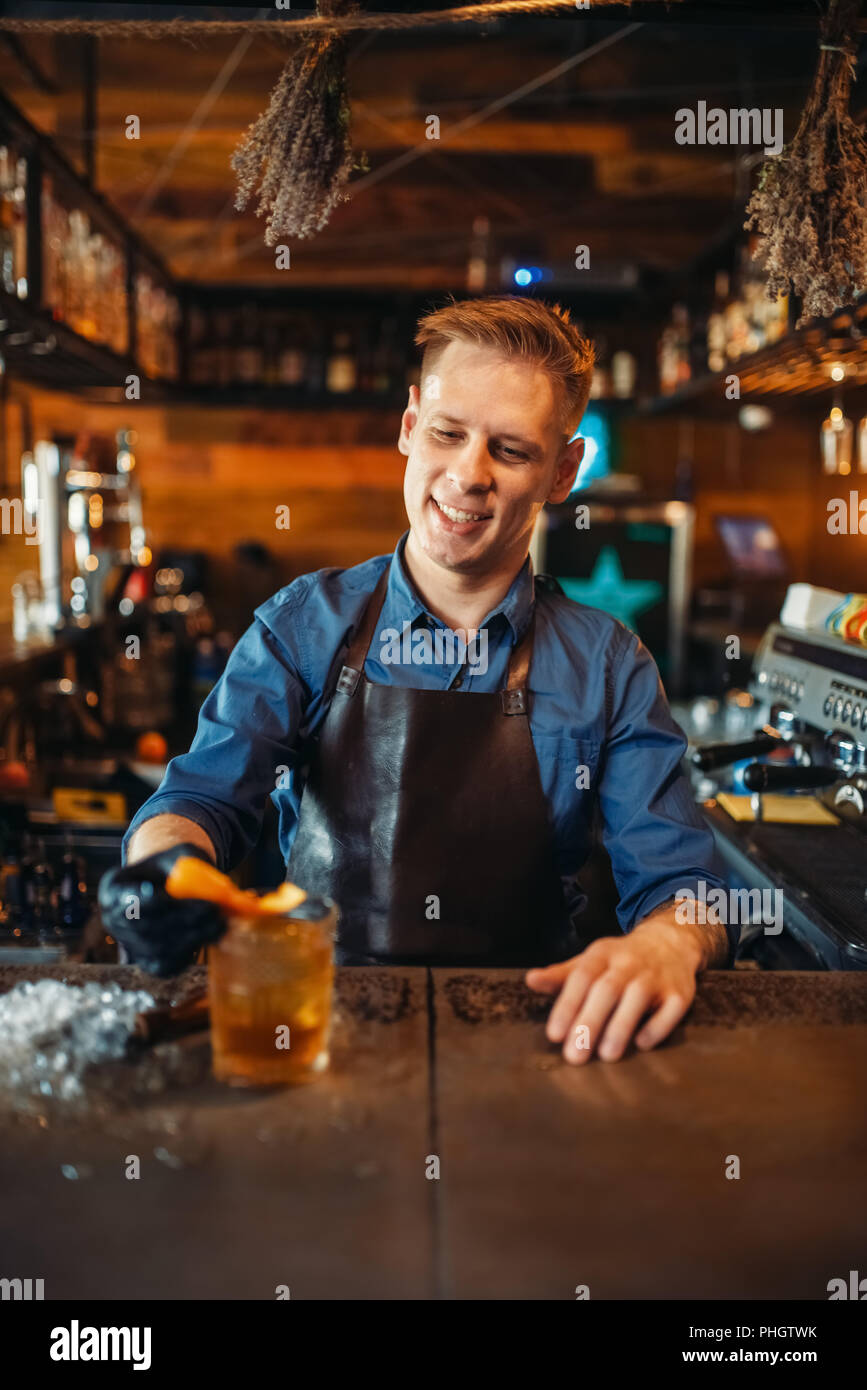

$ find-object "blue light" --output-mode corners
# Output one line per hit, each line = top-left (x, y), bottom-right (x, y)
(529, 266), (543, 283)
(568, 406), (611, 492)
(514, 268), (532, 286)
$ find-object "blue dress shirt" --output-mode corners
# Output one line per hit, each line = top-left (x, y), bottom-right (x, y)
(124, 532), (733, 954)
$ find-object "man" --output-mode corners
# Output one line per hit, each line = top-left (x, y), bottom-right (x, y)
(101, 297), (733, 1065)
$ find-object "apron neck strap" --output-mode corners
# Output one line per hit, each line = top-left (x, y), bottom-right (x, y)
(342, 562), (536, 691)
(343, 568), (390, 671)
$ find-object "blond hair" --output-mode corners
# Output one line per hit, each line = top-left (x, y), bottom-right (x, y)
(415, 296), (595, 432)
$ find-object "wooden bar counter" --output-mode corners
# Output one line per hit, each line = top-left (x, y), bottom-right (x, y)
(0, 963), (864, 1300)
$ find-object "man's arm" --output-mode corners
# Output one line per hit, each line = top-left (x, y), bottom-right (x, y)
(122, 613), (309, 871)
(526, 628), (732, 1063)
(125, 813), (217, 865)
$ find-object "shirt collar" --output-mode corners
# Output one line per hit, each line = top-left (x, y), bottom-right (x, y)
(387, 530), (535, 642)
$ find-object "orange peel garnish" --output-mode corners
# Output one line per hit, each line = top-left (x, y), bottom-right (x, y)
(165, 857), (307, 916)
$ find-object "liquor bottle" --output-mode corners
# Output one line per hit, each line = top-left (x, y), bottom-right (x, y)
(856, 415), (867, 474)
(214, 309), (235, 387)
(821, 401), (853, 475)
(0, 851), (23, 931)
(466, 215), (489, 292)
(18, 834), (36, 932)
(724, 286), (749, 363)
(12, 156), (27, 298)
(0, 146), (15, 295)
(66, 210), (88, 337)
(187, 305), (208, 383)
(356, 323), (376, 393)
(57, 850), (88, 933)
(611, 350), (636, 399)
(706, 270), (729, 373)
(673, 304), (691, 386)
(42, 181), (67, 323)
(326, 328), (357, 392)
(305, 319), (326, 393)
(262, 313), (280, 387)
(113, 245), (129, 355)
(658, 317), (679, 395)
(766, 290), (789, 344)
(278, 316), (308, 387)
(589, 334), (610, 399)
(372, 316), (398, 393)
(235, 302), (264, 384)
(31, 841), (55, 938)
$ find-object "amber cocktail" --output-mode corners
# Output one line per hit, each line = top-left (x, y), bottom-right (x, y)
(208, 898), (336, 1086)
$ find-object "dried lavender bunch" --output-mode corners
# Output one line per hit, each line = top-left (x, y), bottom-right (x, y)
(744, 0), (867, 326)
(232, 2), (356, 243)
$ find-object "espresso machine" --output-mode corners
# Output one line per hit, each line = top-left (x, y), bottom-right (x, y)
(691, 620), (867, 970)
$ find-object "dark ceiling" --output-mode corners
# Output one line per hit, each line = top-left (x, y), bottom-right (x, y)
(0, 1), (864, 292)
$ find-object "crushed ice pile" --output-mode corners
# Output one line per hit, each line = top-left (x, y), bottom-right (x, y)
(0, 979), (154, 1107)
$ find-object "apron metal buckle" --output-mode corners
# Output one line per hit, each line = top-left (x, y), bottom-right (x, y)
(337, 665), (361, 696)
(501, 688), (526, 715)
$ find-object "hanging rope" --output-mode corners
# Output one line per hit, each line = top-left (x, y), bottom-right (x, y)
(0, 0), (681, 40)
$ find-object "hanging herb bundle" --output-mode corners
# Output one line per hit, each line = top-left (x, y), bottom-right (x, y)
(231, 0), (360, 243)
(744, 0), (867, 326)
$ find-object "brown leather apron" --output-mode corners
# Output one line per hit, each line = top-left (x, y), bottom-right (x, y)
(286, 568), (572, 966)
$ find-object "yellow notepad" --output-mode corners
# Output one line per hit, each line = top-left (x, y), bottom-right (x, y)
(716, 793), (839, 825)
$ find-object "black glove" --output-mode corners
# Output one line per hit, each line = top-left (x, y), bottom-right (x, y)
(98, 843), (226, 977)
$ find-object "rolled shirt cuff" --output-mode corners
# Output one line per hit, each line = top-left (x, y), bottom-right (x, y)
(122, 795), (231, 869)
(626, 874), (740, 967)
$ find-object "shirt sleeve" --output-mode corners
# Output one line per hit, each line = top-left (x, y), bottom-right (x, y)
(122, 615), (308, 871)
(596, 627), (736, 959)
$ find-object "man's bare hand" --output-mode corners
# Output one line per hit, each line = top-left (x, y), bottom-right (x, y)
(525, 912), (726, 1064)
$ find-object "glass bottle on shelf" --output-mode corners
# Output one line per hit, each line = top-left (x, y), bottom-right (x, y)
(658, 316), (679, 395)
(263, 313), (279, 387)
(857, 415), (867, 474)
(372, 316), (398, 393)
(724, 289), (749, 362)
(66, 210), (88, 337)
(214, 309), (235, 387)
(83, 229), (101, 342)
(611, 350), (636, 399)
(821, 399), (853, 475)
(165, 294), (180, 379)
(12, 156), (27, 298)
(706, 269), (729, 373)
(278, 316), (308, 387)
(0, 147), (16, 295)
(767, 293), (789, 344)
(188, 305), (213, 383)
(42, 181), (67, 323)
(673, 304), (692, 386)
(305, 319), (326, 393)
(326, 328), (357, 393)
(589, 335), (610, 399)
(235, 302), (264, 384)
(134, 273), (151, 373)
(356, 323), (376, 394)
(110, 245), (129, 356)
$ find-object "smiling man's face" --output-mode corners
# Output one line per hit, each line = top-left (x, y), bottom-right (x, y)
(399, 339), (584, 579)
